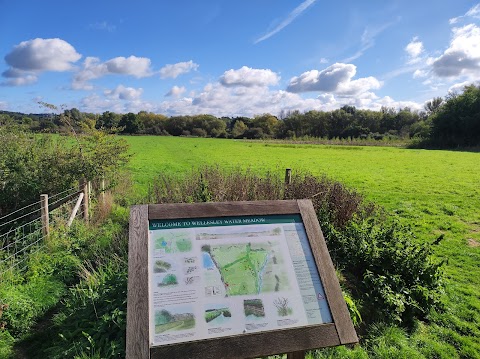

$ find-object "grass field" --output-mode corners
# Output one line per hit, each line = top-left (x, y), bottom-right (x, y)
(125, 136), (480, 357)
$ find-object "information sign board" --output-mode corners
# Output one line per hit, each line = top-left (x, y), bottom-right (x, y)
(127, 200), (357, 359)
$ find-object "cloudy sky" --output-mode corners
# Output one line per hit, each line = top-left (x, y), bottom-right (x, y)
(1, 0), (479, 116)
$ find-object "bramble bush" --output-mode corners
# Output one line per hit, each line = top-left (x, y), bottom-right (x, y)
(0, 125), (130, 217)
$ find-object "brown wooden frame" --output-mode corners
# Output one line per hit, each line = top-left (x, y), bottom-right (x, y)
(127, 199), (358, 359)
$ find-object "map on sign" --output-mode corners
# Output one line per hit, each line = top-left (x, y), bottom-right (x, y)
(201, 240), (288, 296)
(148, 215), (333, 347)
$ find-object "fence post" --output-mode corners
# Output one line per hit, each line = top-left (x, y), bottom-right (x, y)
(285, 168), (292, 185)
(101, 177), (106, 205)
(287, 351), (305, 359)
(40, 194), (50, 238)
(80, 178), (89, 224)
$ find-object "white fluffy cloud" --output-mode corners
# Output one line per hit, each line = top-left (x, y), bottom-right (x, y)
(2, 38), (81, 86)
(159, 60), (198, 79)
(432, 24), (480, 78)
(72, 55), (153, 90)
(165, 85), (186, 97)
(448, 80), (480, 93)
(287, 63), (382, 96)
(81, 93), (154, 114)
(219, 66), (280, 87)
(104, 85), (143, 100)
(405, 37), (424, 64)
(449, 3), (480, 24)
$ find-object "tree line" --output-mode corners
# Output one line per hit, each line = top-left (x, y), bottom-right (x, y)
(1, 84), (478, 147)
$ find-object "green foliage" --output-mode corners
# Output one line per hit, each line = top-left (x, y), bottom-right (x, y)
(321, 217), (443, 326)
(119, 112), (140, 134)
(343, 291), (362, 327)
(0, 276), (65, 336)
(429, 85), (480, 147)
(0, 126), (129, 216)
(31, 258), (127, 359)
(0, 330), (15, 359)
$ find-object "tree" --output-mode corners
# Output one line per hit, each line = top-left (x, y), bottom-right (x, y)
(430, 84), (480, 147)
(231, 120), (247, 138)
(96, 111), (120, 130)
(424, 97), (443, 115)
(252, 114), (279, 136)
(119, 112), (141, 134)
(0, 126), (130, 216)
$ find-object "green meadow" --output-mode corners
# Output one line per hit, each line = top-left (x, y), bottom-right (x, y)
(125, 135), (480, 357)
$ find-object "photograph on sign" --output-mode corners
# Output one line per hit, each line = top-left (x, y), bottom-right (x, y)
(148, 214), (333, 347)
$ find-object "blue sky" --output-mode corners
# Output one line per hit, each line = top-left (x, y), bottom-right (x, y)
(1, 0), (479, 116)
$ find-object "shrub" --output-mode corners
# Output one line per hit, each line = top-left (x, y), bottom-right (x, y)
(320, 217), (444, 326)
(29, 257), (128, 359)
(0, 276), (65, 336)
(0, 126), (130, 217)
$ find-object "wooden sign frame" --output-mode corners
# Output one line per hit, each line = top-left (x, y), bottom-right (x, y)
(127, 199), (358, 359)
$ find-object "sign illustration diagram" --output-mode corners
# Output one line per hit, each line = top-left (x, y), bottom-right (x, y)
(148, 215), (333, 346)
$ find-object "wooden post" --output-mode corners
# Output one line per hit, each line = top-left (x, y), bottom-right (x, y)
(67, 193), (84, 227)
(101, 177), (106, 205)
(40, 194), (49, 238)
(285, 168), (292, 185)
(287, 351), (306, 359)
(80, 178), (89, 223)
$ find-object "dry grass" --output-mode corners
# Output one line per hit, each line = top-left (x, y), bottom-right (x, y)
(147, 166), (373, 229)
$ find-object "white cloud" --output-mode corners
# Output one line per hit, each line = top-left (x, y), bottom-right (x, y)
(405, 37), (424, 64)
(72, 55), (153, 90)
(449, 3), (480, 24)
(104, 85), (143, 100)
(165, 85), (186, 97)
(254, 0), (317, 44)
(0, 101), (8, 110)
(220, 66), (280, 87)
(432, 24), (480, 78)
(375, 96), (423, 111)
(159, 60), (199, 79)
(5, 38), (81, 72)
(448, 80), (480, 93)
(413, 69), (428, 78)
(287, 63), (382, 96)
(2, 38), (81, 86)
(320, 58), (329, 64)
(1, 68), (38, 86)
(342, 19), (399, 62)
(88, 21), (116, 32)
(105, 56), (152, 77)
(81, 93), (154, 114)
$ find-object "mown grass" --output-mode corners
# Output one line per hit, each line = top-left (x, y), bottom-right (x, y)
(124, 136), (480, 358)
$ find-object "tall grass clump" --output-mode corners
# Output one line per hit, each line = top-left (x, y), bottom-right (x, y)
(148, 167), (444, 330)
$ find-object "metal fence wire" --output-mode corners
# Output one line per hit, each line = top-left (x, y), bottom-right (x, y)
(0, 185), (88, 279)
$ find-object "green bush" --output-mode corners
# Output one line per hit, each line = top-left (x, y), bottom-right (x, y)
(0, 126), (129, 217)
(0, 276), (65, 336)
(30, 258), (127, 359)
(0, 330), (14, 359)
(320, 217), (443, 326)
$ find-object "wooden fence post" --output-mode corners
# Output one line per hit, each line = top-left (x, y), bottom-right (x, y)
(287, 351), (306, 359)
(101, 177), (106, 205)
(80, 178), (89, 223)
(40, 194), (50, 238)
(285, 168), (292, 185)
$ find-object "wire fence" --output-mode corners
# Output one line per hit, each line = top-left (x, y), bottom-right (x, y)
(0, 184), (90, 281)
